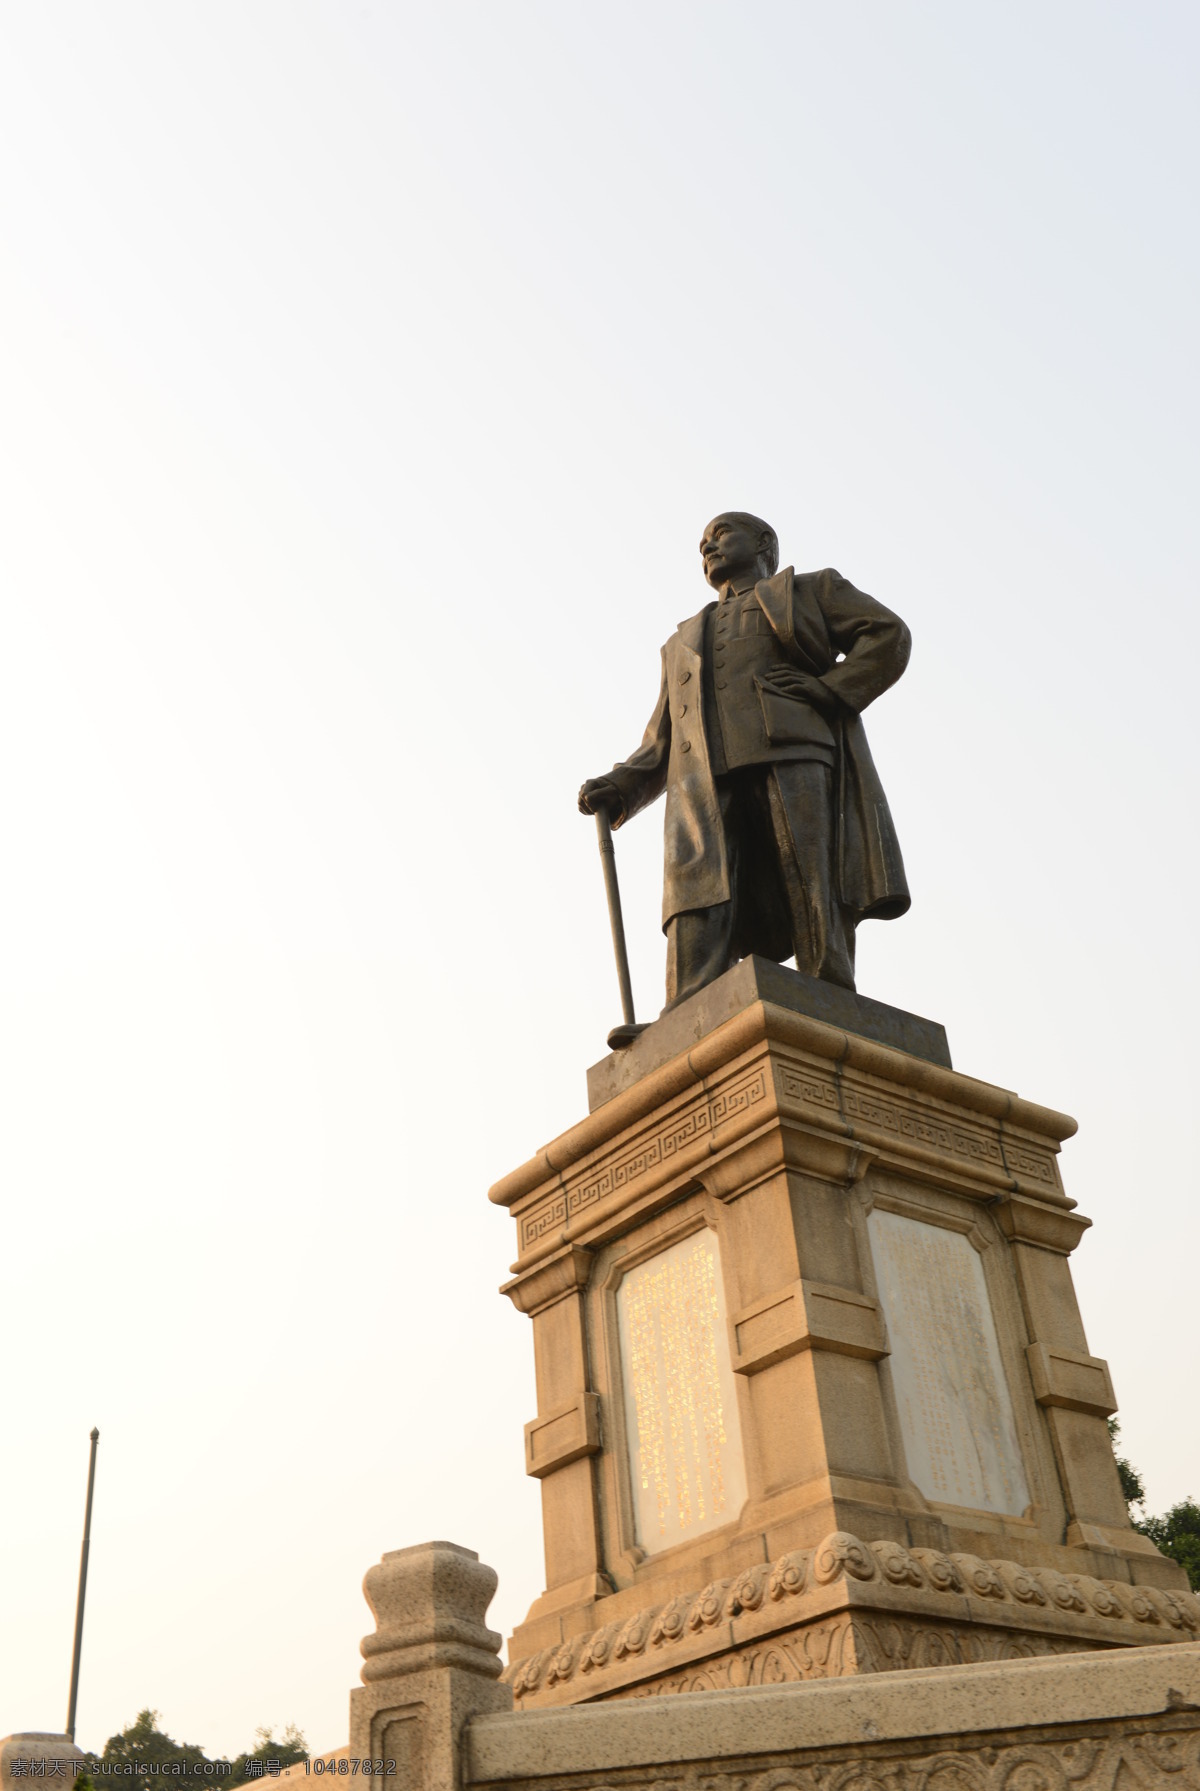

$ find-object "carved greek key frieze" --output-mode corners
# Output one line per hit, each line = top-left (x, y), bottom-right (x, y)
(840, 1089), (1005, 1168)
(567, 1100), (709, 1218)
(779, 1070), (838, 1110)
(519, 1071), (768, 1250)
(524, 1199), (568, 1245)
(1003, 1143), (1058, 1184)
(780, 1070), (1017, 1177)
(708, 1073), (768, 1125)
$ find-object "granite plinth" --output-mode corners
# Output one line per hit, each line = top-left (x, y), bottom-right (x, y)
(585, 957), (950, 1112)
(493, 984), (1184, 1702)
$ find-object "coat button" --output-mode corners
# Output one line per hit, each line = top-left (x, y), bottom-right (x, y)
(716, 679), (727, 689)
(680, 671), (691, 684)
(680, 704), (687, 716)
(681, 740), (691, 753)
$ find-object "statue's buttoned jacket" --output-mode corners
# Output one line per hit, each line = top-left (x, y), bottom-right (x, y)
(607, 566), (911, 927)
(703, 586), (836, 771)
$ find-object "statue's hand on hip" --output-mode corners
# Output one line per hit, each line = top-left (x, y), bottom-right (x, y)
(758, 667), (838, 717)
(578, 776), (623, 821)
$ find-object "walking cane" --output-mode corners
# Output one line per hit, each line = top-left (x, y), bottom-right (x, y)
(594, 808), (648, 1050)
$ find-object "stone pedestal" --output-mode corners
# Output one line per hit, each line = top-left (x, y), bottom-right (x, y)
(489, 959), (1195, 1707)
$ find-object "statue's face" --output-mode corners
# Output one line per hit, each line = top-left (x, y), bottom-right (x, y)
(700, 515), (766, 590)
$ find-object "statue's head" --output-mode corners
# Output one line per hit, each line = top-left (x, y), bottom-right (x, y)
(700, 512), (779, 590)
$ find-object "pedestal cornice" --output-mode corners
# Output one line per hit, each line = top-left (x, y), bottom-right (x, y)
(493, 999), (1080, 1292)
(491, 1001), (1075, 1213)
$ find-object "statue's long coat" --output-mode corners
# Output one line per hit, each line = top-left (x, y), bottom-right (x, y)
(608, 567), (911, 928)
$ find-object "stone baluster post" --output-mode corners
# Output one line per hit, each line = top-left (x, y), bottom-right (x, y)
(349, 1541), (512, 1791)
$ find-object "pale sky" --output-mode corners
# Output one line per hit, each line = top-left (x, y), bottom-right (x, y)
(2, 0), (1197, 1761)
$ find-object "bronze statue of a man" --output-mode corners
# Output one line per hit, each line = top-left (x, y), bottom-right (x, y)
(579, 512), (911, 1010)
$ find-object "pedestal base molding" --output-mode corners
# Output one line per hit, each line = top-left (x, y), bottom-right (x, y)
(504, 1531), (1200, 1709)
(606, 1615), (1086, 1698)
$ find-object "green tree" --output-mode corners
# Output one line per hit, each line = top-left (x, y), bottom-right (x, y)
(1138, 1500), (1200, 1594)
(1108, 1418), (1146, 1513)
(93, 1710), (307, 1786)
(1108, 1419), (1200, 1593)
(226, 1726), (308, 1788)
(99, 1710), (214, 1774)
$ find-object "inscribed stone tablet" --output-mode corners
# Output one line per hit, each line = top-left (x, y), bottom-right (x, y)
(867, 1208), (1030, 1516)
(617, 1229), (747, 1554)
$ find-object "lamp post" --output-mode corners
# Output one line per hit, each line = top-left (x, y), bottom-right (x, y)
(65, 1427), (100, 1744)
